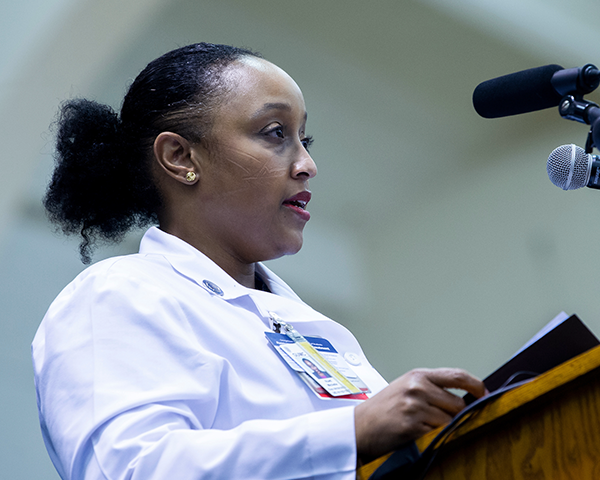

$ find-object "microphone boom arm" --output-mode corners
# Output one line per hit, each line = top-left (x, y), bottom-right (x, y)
(558, 95), (600, 153)
(553, 63), (600, 153)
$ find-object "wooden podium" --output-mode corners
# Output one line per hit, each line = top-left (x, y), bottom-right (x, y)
(358, 343), (600, 479)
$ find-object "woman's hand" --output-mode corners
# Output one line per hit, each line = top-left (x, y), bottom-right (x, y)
(354, 368), (486, 463)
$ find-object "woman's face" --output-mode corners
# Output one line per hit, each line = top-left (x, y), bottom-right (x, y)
(190, 57), (317, 265)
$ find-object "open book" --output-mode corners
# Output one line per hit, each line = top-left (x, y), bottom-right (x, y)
(464, 312), (599, 404)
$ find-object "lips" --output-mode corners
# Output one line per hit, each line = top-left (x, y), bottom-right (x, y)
(283, 191), (312, 221)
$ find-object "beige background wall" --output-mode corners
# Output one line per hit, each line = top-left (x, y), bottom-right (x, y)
(3, 1), (600, 477)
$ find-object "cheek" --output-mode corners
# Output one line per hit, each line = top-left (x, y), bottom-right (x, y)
(236, 158), (288, 184)
(203, 173), (283, 223)
(215, 142), (287, 177)
(215, 157), (288, 200)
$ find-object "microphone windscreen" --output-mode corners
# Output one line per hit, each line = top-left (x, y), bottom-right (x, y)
(547, 144), (591, 190)
(473, 64), (564, 118)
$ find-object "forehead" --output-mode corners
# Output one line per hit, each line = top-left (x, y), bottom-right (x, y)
(218, 57), (306, 115)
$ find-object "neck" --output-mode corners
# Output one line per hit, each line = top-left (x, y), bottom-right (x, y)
(158, 224), (257, 289)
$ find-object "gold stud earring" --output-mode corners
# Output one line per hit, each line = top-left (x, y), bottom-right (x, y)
(186, 171), (197, 182)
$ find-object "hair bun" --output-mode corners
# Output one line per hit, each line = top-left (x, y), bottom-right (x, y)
(45, 99), (144, 263)
(56, 99), (122, 159)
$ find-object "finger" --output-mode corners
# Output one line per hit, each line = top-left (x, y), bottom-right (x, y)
(395, 370), (466, 416)
(418, 403), (455, 430)
(423, 386), (467, 416)
(425, 368), (487, 399)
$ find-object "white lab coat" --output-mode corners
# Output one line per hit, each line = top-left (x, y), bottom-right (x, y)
(32, 227), (388, 480)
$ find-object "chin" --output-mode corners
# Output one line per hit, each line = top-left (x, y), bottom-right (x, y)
(284, 243), (303, 256)
(285, 233), (304, 255)
(268, 236), (304, 260)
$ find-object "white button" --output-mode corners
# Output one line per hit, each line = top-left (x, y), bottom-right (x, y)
(344, 352), (361, 366)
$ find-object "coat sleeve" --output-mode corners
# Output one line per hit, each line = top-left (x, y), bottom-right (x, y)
(85, 401), (357, 480)
(33, 265), (359, 480)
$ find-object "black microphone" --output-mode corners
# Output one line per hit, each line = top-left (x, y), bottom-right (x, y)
(547, 144), (600, 190)
(473, 64), (600, 119)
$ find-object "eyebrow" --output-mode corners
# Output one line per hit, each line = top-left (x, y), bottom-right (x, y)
(251, 102), (308, 121)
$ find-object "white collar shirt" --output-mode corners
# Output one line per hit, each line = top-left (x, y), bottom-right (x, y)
(33, 227), (388, 480)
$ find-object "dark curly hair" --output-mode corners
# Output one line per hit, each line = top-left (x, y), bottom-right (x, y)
(44, 43), (260, 263)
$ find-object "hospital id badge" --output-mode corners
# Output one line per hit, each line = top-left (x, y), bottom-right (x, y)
(266, 313), (369, 399)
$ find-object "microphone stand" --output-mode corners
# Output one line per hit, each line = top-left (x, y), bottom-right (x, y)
(558, 96), (600, 153)
(554, 63), (600, 153)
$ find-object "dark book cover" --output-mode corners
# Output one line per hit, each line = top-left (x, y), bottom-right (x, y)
(464, 314), (599, 404)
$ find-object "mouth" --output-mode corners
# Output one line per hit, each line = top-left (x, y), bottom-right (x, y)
(283, 191), (312, 220)
(284, 199), (308, 209)
(283, 191), (311, 208)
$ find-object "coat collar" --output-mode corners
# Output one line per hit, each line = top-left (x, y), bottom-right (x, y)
(139, 227), (303, 303)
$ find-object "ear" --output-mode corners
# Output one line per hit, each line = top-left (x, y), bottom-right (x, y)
(153, 132), (199, 185)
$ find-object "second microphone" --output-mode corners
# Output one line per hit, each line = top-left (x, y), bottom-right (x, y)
(547, 144), (600, 190)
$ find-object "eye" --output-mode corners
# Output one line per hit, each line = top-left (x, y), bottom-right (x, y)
(262, 125), (285, 140)
(301, 135), (314, 152)
(260, 124), (313, 151)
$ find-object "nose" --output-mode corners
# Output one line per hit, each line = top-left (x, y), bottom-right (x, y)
(292, 147), (317, 180)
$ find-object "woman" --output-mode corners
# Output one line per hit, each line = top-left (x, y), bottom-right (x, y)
(33, 43), (485, 480)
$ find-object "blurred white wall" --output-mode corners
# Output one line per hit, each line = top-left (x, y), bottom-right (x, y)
(2, 0), (600, 477)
